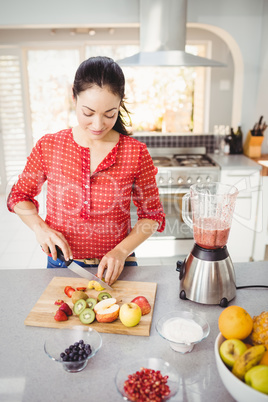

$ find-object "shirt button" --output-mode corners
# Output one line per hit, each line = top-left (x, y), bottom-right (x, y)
(85, 185), (89, 188)
(84, 201), (88, 204)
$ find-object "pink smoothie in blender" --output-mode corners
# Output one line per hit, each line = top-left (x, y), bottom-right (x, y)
(193, 217), (231, 249)
(182, 183), (238, 249)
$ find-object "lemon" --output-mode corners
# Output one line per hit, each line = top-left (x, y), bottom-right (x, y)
(87, 280), (104, 291)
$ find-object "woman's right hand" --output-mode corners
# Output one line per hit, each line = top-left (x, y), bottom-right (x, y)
(34, 222), (73, 261)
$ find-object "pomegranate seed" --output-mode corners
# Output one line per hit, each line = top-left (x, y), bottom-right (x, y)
(123, 367), (171, 401)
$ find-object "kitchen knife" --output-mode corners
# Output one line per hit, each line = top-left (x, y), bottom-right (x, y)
(55, 246), (113, 290)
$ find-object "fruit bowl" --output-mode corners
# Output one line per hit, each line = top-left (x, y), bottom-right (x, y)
(115, 358), (179, 401)
(44, 326), (102, 373)
(215, 333), (268, 402)
(156, 311), (210, 353)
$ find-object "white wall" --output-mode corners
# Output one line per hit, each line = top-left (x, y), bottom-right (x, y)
(0, 0), (139, 27)
(254, 0), (268, 153)
(188, 0), (268, 152)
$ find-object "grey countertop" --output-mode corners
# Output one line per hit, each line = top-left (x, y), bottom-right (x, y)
(209, 153), (262, 170)
(1, 262), (268, 402)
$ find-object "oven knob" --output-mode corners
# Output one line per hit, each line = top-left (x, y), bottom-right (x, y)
(206, 176), (211, 182)
(187, 177), (192, 184)
(197, 176), (202, 183)
(158, 176), (165, 184)
(168, 177), (174, 184)
(177, 177), (183, 184)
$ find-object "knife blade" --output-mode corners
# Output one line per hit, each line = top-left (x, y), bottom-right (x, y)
(66, 260), (113, 290)
(55, 246), (113, 290)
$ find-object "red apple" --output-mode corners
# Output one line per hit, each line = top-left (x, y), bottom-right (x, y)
(94, 298), (119, 323)
(131, 296), (151, 315)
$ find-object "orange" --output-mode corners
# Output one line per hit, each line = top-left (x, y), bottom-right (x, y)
(260, 350), (268, 365)
(218, 305), (253, 340)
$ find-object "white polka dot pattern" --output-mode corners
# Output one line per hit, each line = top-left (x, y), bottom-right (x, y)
(7, 129), (165, 259)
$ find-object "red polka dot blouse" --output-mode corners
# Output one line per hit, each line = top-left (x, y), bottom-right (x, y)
(7, 129), (165, 259)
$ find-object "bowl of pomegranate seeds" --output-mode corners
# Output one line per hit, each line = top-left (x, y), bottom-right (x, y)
(115, 357), (179, 401)
(44, 326), (102, 373)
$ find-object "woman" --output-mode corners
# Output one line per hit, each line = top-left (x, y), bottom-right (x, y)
(7, 56), (165, 285)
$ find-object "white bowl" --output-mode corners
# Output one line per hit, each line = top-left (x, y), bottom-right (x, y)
(44, 327), (102, 373)
(156, 311), (210, 353)
(215, 333), (268, 402)
(115, 358), (179, 401)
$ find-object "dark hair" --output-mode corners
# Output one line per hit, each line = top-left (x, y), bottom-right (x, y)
(73, 56), (131, 135)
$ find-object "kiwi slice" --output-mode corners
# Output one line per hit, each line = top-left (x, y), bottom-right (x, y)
(79, 308), (95, 324)
(73, 299), (87, 315)
(86, 297), (97, 309)
(97, 291), (112, 302)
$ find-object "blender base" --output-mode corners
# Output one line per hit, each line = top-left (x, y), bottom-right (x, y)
(177, 244), (236, 307)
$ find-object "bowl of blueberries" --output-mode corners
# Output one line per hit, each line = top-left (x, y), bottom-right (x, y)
(44, 326), (102, 373)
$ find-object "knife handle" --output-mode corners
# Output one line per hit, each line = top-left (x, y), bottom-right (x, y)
(50, 246), (73, 266)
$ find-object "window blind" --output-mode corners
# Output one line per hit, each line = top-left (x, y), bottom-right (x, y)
(0, 53), (27, 194)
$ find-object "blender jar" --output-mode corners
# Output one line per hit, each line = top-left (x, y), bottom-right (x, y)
(182, 182), (238, 249)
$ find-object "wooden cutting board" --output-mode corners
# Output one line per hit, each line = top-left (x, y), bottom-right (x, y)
(24, 277), (157, 336)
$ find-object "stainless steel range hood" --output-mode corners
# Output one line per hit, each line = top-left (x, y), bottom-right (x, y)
(117, 0), (225, 67)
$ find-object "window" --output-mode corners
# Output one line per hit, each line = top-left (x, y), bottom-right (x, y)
(27, 49), (80, 144)
(86, 44), (207, 133)
(0, 52), (27, 193)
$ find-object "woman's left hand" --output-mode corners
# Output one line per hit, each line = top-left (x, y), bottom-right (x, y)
(97, 249), (128, 285)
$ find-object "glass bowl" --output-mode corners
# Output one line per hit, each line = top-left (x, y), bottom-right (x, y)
(44, 326), (102, 373)
(156, 310), (210, 354)
(215, 333), (268, 402)
(115, 357), (179, 401)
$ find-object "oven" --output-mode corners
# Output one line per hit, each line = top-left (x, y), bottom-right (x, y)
(131, 147), (221, 258)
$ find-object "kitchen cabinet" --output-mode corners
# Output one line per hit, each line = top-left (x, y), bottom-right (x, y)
(249, 155), (268, 261)
(251, 176), (268, 261)
(220, 168), (261, 262)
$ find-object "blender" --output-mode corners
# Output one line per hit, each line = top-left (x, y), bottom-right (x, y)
(177, 182), (239, 307)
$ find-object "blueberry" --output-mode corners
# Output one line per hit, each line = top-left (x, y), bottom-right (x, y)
(60, 352), (65, 358)
(62, 356), (68, 361)
(79, 340), (84, 345)
(74, 342), (79, 347)
(65, 348), (70, 355)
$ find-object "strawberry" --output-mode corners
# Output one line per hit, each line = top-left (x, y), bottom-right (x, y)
(76, 287), (87, 291)
(59, 302), (73, 316)
(54, 309), (68, 321)
(64, 286), (75, 298)
(54, 299), (65, 306)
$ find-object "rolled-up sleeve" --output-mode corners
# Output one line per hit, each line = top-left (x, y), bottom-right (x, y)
(132, 145), (165, 232)
(7, 139), (47, 213)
